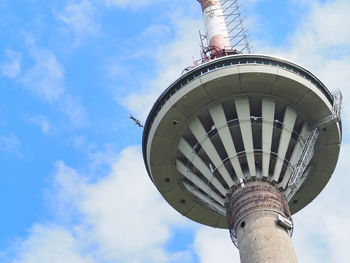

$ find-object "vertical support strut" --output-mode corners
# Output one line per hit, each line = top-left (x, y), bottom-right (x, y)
(209, 103), (245, 181)
(189, 117), (235, 187)
(272, 107), (297, 182)
(262, 99), (275, 178)
(235, 97), (256, 177)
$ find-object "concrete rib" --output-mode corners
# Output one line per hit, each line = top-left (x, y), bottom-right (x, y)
(178, 137), (228, 196)
(183, 182), (226, 215)
(209, 103), (244, 181)
(177, 160), (225, 206)
(189, 117), (235, 187)
(262, 99), (275, 178)
(235, 97), (256, 177)
(272, 107), (297, 182)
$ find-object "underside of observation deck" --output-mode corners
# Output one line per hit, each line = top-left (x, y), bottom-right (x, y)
(142, 54), (341, 229)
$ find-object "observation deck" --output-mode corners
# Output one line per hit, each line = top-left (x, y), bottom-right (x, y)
(142, 54), (342, 229)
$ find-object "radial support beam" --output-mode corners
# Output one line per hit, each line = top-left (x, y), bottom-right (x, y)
(178, 137), (228, 196)
(209, 103), (244, 181)
(235, 97), (256, 177)
(279, 123), (309, 189)
(262, 99), (275, 178)
(176, 160), (225, 206)
(189, 117), (235, 187)
(272, 107), (297, 182)
(183, 182), (226, 215)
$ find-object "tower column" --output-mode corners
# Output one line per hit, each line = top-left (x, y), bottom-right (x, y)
(226, 181), (298, 263)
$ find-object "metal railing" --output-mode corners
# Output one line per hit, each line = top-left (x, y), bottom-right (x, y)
(288, 128), (319, 187)
(146, 55), (334, 130)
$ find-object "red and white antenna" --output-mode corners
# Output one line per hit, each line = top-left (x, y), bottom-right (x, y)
(197, 0), (251, 58)
(201, 0), (232, 51)
(182, 0), (251, 73)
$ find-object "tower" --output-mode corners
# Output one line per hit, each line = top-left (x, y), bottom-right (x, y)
(142, 1), (342, 262)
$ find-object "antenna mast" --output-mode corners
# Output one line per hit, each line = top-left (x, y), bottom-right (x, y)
(197, 0), (251, 59)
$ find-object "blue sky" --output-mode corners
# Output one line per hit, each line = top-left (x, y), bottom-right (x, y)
(0, 0), (350, 262)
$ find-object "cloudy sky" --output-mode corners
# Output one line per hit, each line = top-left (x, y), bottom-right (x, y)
(0, 0), (349, 262)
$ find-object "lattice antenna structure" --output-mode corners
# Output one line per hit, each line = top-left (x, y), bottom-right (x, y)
(142, 1), (342, 262)
(221, 0), (252, 54)
(195, 0), (251, 56)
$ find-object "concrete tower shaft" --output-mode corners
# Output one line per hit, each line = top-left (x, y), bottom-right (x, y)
(227, 181), (298, 263)
(200, 0), (232, 51)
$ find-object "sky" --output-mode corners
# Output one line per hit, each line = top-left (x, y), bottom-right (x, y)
(0, 0), (349, 262)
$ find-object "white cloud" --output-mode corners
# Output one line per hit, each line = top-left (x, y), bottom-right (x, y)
(293, 1), (350, 127)
(285, 0), (350, 62)
(80, 146), (188, 262)
(194, 227), (239, 263)
(58, 0), (98, 39)
(51, 161), (87, 222)
(298, 0), (350, 49)
(11, 224), (94, 263)
(22, 48), (64, 102)
(10, 146), (191, 263)
(1, 50), (21, 78)
(292, 143), (350, 263)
